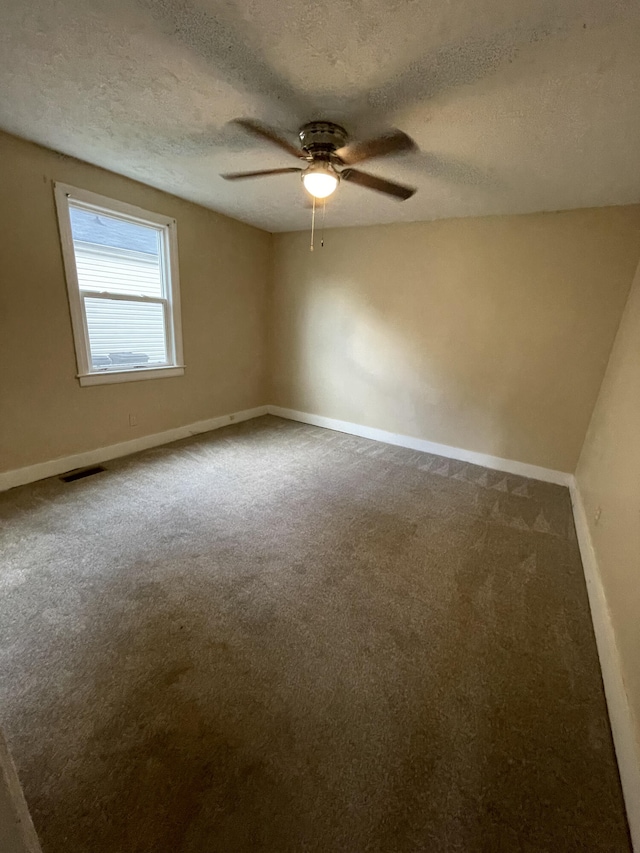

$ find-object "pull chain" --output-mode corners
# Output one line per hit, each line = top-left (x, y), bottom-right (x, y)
(310, 196), (316, 252)
(321, 198), (326, 247)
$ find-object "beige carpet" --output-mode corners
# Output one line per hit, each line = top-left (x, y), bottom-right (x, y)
(0, 416), (630, 852)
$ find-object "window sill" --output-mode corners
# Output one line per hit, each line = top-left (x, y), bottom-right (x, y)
(78, 366), (185, 386)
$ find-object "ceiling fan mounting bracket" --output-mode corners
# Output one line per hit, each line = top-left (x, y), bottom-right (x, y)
(299, 121), (348, 159)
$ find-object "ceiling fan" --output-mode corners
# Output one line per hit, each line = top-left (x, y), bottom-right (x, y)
(221, 119), (418, 201)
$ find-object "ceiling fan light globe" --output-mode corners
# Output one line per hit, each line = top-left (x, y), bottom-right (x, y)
(302, 167), (338, 199)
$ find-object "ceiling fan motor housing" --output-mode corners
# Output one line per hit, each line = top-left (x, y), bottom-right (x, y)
(299, 121), (348, 160)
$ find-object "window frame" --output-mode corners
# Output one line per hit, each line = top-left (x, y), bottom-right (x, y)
(54, 182), (184, 387)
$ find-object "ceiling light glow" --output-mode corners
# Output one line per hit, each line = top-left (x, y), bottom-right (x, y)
(302, 163), (339, 199)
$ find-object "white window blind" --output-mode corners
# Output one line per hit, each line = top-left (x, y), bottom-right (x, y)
(55, 184), (183, 386)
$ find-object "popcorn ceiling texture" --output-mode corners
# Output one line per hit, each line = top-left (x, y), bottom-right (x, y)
(0, 0), (639, 230)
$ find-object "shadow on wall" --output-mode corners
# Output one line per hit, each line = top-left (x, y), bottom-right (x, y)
(270, 211), (640, 473)
(276, 260), (557, 467)
(294, 281), (509, 451)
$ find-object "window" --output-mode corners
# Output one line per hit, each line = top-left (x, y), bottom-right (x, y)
(54, 183), (184, 386)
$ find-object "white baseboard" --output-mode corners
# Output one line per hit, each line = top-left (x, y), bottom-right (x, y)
(0, 731), (42, 852)
(570, 483), (640, 850)
(0, 406), (268, 492)
(267, 406), (573, 486)
(1, 403), (572, 494)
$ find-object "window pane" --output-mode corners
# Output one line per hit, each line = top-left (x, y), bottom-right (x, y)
(84, 297), (168, 369)
(69, 206), (164, 298)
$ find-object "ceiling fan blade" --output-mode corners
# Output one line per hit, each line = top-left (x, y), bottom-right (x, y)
(232, 119), (305, 159)
(341, 168), (416, 201)
(221, 167), (303, 180)
(335, 130), (416, 166)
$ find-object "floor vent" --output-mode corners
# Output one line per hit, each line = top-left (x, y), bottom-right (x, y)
(60, 465), (106, 483)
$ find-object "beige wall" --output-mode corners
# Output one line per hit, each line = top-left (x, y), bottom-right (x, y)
(270, 209), (640, 472)
(3, 128), (640, 479)
(0, 132), (270, 473)
(576, 259), (640, 751)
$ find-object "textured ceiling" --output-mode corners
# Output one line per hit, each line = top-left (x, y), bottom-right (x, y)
(1, 0), (640, 232)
